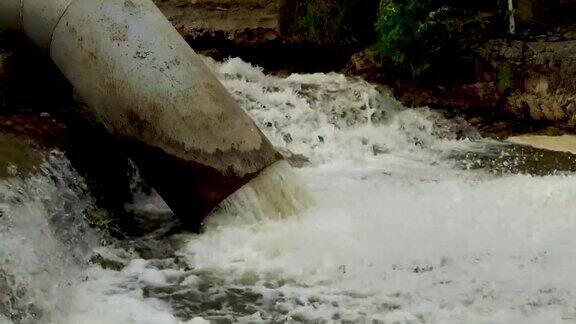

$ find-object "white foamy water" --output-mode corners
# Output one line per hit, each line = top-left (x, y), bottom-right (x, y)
(0, 154), (188, 324)
(177, 59), (576, 322)
(206, 160), (314, 229)
(2, 58), (576, 323)
(208, 57), (478, 168)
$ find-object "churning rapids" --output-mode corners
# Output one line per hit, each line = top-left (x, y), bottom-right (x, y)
(3, 57), (576, 324)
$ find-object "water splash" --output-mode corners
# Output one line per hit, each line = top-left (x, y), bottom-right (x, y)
(208, 57), (478, 168)
(2, 57), (576, 323)
(153, 58), (576, 323)
(0, 152), (189, 324)
(0, 152), (98, 323)
(205, 160), (314, 230)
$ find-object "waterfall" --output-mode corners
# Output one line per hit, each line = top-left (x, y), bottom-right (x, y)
(2, 58), (576, 323)
(204, 160), (314, 230)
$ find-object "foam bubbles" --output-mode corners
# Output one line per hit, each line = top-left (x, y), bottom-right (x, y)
(165, 58), (576, 322)
(210, 57), (476, 168)
(205, 160), (314, 229)
(3, 57), (576, 323)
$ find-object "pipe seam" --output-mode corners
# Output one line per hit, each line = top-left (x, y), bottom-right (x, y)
(47, 0), (76, 51)
(22, 0), (76, 49)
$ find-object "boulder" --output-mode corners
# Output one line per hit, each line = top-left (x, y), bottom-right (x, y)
(153, 0), (282, 47)
(505, 41), (576, 126)
(153, 0), (377, 71)
(0, 115), (61, 179)
(515, 0), (576, 28)
(0, 36), (136, 225)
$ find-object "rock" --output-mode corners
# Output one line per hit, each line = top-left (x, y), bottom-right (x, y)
(439, 83), (501, 111)
(398, 38), (576, 135)
(0, 115), (61, 179)
(525, 41), (576, 93)
(277, 148), (310, 168)
(504, 41), (576, 125)
(153, 0), (282, 47)
(89, 248), (130, 271)
(0, 36), (163, 235)
(452, 141), (576, 176)
(0, 113), (178, 238)
(562, 25), (576, 40)
(391, 82), (500, 113)
(344, 49), (382, 77)
(517, 0), (534, 25)
(0, 112), (134, 211)
(514, 0), (576, 29)
(0, 109), (145, 236)
(153, 0), (374, 71)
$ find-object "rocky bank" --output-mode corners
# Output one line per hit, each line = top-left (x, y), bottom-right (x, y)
(148, 0), (576, 138)
(153, 0), (283, 47)
(152, 0), (376, 70)
(2, 0), (576, 178)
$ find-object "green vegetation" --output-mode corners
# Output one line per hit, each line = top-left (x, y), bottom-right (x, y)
(0, 134), (42, 178)
(375, 0), (507, 81)
(497, 65), (513, 94)
(281, 0), (514, 83)
(280, 0), (379, 45)
(282, 0), (511, 82)
(375, 0), (448, 78)
(282, 0), (347, 42)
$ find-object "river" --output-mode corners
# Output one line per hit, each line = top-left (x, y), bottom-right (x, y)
(2, 58), (576, 323)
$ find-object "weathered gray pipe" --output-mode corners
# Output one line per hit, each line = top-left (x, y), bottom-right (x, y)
(0, 0), (283, 227)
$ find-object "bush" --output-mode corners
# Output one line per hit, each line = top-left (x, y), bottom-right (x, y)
(375, 0), (507, 82)
(281, 0), (379, 45)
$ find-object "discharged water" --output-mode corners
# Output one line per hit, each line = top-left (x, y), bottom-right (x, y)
(2, 58), (576, 323)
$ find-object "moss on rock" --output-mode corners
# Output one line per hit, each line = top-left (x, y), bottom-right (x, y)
(0, 133), (42, 179)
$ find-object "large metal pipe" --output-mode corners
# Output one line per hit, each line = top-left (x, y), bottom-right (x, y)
(0, 0), (283, 227)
